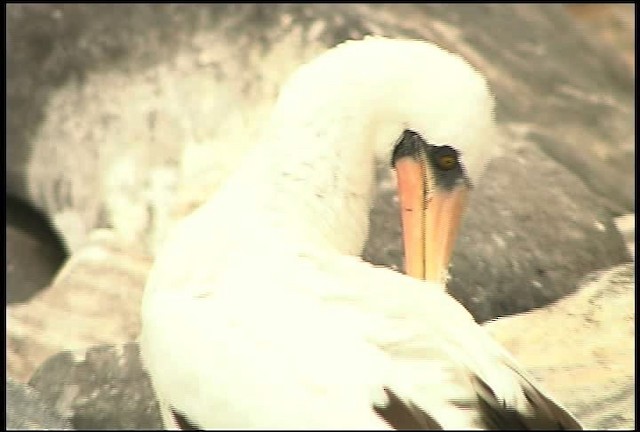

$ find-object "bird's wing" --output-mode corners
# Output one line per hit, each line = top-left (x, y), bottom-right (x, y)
(140, 254), (582, 430)
(140, 262), (398, 430)
(316, 255), (583, 430)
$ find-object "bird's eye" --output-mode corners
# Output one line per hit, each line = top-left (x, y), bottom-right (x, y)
(437, 154), (457, 170)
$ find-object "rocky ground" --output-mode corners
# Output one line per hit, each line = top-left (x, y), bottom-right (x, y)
(485, 262), (635, 430)
(6, 4), (635, 430)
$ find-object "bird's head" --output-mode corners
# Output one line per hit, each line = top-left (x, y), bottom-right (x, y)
(360, 37), (500, 284)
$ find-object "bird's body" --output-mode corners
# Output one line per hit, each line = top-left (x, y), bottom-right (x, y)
(140, 37), (581, 429)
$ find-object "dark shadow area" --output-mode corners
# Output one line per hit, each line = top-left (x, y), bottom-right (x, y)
(6, 195), (68, 304)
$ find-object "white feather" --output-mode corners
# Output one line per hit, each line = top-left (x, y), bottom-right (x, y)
(140, 37), (577, 429)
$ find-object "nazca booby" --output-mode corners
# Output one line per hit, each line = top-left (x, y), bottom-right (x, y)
(140, 36), (583, 430)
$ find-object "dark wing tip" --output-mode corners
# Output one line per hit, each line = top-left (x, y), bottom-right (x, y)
(471, 374), (583, 431)
(373, 387), (443, 430)
(170, 406), (201, 430)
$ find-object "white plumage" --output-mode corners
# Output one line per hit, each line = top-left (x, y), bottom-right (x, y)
(140, 37), (581, 429)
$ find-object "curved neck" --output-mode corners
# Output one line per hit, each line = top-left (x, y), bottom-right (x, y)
(208, 38), (489, 257)
(233, 101), (385, 257)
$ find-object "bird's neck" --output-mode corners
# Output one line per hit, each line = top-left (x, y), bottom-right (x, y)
(227, 104), (388, 257)
(206, 41), (432, 256)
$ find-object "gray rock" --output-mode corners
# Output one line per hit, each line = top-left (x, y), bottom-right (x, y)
(29, 343), (162, 430)
(6, 378), (73, 430)
(5, 5), (633, 317)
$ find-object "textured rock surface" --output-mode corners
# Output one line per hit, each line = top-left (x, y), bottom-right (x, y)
(29, 343), (161, 430)
(6, 3), (633, 322)
(6, 378), (74, 430)
(566, 4), (634, 73)
(7, 229), (151, 382)
(486, 262), (635, 429)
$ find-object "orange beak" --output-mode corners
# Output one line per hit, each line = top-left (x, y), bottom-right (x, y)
(393, 132), (469, 284)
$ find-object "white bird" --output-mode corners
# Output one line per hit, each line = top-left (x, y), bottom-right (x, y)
(140, 37), (582, 430)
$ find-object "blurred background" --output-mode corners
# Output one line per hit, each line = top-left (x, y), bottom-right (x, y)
(565, 4), (634, 71)
(6, 4), (634, 430)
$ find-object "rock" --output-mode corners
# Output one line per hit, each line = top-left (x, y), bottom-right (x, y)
(6, 378), (73, 430)
(485, 262), (635, 429)
(565, 4), (635, 73)
(7, 229), (151, 382)
(29, 343), (161, 430)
